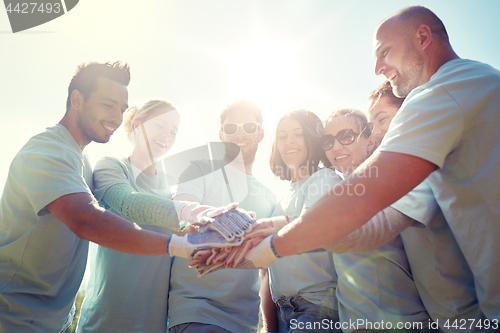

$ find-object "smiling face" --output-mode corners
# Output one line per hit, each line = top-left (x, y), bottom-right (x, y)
(276, 117), (308, 180)
(76, 77), (129, 145)
(368, 94), (401, 145)
(134, 109), (180, 159)
(219, 110), (263, 166)
(373, 19), (425, 98)
(324, 116), (374, 175)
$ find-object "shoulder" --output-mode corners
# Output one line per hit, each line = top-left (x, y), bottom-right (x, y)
(94, 156), (129, 171)
(14, 126), (84, 172)
(410, 59), (500, 102)
(305, 168), (341, 186)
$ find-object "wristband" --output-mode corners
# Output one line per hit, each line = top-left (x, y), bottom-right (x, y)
(270, 234), (281, 258)
(167, 235), (173, 256)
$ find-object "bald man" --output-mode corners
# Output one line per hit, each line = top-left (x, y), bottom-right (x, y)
(220, 5), (500, 326)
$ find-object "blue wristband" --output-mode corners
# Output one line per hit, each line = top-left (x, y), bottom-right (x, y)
(270, 234), (281, 258)
(167, 235), (173, 256)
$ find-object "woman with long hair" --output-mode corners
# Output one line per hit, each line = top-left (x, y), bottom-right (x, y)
(266, 110), (342, 333)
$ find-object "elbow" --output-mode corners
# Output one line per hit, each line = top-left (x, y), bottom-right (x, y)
(65, 206), (104, 241)
(66, 214), (94, 241)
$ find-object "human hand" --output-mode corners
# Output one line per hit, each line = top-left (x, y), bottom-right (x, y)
(167, 230), (242, 259)
(179, 202), (257, 241)
(193, 235), (281, 277)
(188, 215), (288, 267)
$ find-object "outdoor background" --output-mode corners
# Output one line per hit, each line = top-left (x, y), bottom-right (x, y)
(1, 1), (500, 331)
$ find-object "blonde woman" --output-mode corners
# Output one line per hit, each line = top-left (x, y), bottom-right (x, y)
(78, 100), (182, 333)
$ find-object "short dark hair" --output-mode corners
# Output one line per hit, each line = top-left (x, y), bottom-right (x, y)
(368, 81), (405, 109)
(220, 100), (263, 125)
(66, 61), (130, 111)
(270, 110), (329, 180)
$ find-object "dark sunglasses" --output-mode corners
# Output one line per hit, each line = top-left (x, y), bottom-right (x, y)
(322, 128), (367, 151)
(222, 122), (261, 135)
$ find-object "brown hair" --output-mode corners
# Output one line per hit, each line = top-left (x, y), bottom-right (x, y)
(270, 110), (330, 180)
(66, 61), (130, 111)
(220, 100), (263, 125)
(368, 81), (405, 110)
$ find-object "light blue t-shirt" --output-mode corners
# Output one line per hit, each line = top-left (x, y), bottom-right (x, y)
(328, 170), (430, 331)
(269, 168), (341, 311)
(0, 124), (92, 332)
(77, 157), (173, 333)
(393, 180), (484, 333)
(168, 159), (277, 333)
(334, 235), (430, 332)
(379, 59), (500, 320)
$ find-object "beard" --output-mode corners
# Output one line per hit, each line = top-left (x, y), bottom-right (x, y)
(392, 42), (425, 98)
(76, 110), (110, 144)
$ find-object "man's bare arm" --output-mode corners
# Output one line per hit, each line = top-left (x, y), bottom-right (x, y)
(47, 192), (169, 255)
(273, 151), (437, 257)
(323, 206), (414, 253)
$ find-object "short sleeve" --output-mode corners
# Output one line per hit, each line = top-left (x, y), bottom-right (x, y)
(303, 169), (342, 210)
(93, 157), (131, 201)
(21, 149), (91, 216)
(390, 180), (439, 227)
(379, 86), (464, 169)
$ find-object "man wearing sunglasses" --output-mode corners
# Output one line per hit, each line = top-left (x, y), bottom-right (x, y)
(168, 100), (277, 333)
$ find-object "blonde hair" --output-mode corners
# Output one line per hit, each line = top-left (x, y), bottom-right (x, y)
(326, 108), (372, 137)
(123, 99), (177, 142)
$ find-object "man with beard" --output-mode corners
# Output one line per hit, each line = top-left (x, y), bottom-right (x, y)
(221, 5), (500, 325)
(0, 62), (236, 333)
(168, 100), (278, 333)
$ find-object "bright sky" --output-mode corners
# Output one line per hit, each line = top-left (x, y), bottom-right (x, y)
(1, 0), (500, 196)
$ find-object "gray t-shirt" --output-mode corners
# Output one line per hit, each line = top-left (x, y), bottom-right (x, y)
(78, 157), (173, 333)
(379, 58), (500, 321)
(0, 124), (92, 332)
(269, 168), (340, 311)
(168, 159), (277, 333)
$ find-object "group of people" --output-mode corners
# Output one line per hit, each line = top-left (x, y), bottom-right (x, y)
(0, 5), (499, 333)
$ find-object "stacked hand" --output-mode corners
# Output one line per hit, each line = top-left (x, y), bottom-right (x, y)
(189, 216), (289, 277)
(168, 207), (258, 259)
(178, 202), (256, 241)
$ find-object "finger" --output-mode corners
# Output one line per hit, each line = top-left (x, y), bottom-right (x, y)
(212, 250), (229, 264)
(225, 202), (239, 211)
(225, 246), (240, 268)
(244, 226), (275, 239)
(206, 248), (219, 266)
(197, 262), (224, 278)
(233, 239), (255, 267)
(207, 222), (236, 242)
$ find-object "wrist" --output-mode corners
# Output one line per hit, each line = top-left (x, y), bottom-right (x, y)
(167, 234), (188, 258)
(270, 234), (281, 258)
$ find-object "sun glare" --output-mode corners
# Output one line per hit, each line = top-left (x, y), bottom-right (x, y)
(226, 40), (304, 115)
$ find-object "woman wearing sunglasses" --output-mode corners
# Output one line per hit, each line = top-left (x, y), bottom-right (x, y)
(266, 110), (342, 333)
(322, 109), (435, 333)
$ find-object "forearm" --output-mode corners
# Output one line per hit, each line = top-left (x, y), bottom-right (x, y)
(322, 206), (414, 253)
(259, 269), (278, 332)
(103, 183), (183, 230)
(49, 192), (169, 255)
(81, 207), (170, 255)
(272, 151), (435, 257)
